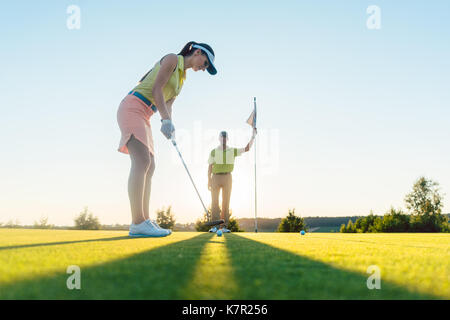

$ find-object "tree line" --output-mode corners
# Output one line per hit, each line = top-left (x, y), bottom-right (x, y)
(341, 177), (449, 233)
(260, 176), (449, 233)
(2, 177), (448, 233)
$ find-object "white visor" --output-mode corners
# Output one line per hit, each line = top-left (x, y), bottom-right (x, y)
(192, 44), (217, 75)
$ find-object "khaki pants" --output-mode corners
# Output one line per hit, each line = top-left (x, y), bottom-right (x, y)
(211, 173), (232, 226)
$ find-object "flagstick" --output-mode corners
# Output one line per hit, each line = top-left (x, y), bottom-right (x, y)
(254, 133), (258, 233)
(253, 97), (258, 233)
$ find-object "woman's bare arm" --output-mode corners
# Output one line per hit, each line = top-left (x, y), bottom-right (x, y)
(151, 54), (178, 120)
(166, 97), (175, 119)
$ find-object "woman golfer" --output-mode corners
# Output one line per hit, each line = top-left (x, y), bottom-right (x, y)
(117, 41), (217, 237)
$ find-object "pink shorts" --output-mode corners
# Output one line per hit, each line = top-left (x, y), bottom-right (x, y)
(117, 94), (155, 156)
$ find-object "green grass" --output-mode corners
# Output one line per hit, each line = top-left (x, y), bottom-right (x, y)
(0, 229), (448, 299)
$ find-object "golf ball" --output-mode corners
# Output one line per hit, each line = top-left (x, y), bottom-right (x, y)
(300, 230), (305, 235)
(217, 230), (223, 237)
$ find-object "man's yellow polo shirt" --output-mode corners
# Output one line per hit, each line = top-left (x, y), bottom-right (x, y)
(208, 147), (244, 174)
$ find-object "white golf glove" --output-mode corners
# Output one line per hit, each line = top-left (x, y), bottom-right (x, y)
(161, 119), (175, 140)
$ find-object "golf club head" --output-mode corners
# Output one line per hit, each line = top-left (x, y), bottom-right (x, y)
(204, 219), (225, 227)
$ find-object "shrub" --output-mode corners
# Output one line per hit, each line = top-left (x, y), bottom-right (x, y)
(156, 206), (176, 229)
(227, 216), (244, 232)
(409, 213), (446, 232)
(358, 212), (379, 233)
(441, 220), (450, 233)
(195, 208), (243, 232)
(405, 177), (447, 232)
(74, 207), (101, 230)
(33, 216), (54, 229)
(195, 208), (213, 232)
(277, 209), (307, 232)
(379, 207), (410, 232)
(342, 219), (357, 233)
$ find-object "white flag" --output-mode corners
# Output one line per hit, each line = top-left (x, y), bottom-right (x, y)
(246, 100), (257, 128)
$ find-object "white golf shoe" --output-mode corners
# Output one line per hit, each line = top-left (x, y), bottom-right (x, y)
(129, 220), (168, 237)
(209, 226), (218, 233)
(221, 227), (231, 233)
(147, 219), (172, 235)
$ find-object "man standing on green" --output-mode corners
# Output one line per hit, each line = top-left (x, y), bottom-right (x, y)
(207, 128), (257, 233)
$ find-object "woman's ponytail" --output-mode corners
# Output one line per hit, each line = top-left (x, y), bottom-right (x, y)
(178, 41), (198, 57)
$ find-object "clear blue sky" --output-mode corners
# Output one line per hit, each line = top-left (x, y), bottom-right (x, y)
(1, 1), (449, 225)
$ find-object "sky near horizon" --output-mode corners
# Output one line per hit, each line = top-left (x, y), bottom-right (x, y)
(1, 1), (449, 226)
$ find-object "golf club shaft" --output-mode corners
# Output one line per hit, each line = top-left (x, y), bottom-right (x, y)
(172, 140), (224, 227)
(171, 139), (210, 219)
(160, 101), (222, 226)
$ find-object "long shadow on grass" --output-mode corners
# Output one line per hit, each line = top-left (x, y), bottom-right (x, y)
(0, 233), (214, 299)
(225, 233), (439, 299)
(0, 236), (132, 251)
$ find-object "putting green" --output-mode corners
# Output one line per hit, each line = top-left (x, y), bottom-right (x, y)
(0, 229), (448, 299)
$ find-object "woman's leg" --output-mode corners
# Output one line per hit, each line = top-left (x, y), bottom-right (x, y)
(143, 153), (156, 221)
(126, 135), (152, 225)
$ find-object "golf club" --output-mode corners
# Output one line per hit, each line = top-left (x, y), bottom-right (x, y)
(171, 137), (224, 227)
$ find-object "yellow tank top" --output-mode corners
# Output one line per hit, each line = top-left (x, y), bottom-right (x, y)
(132, 55), (186, 104)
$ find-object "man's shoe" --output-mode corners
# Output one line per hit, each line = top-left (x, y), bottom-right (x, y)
(221, 227), (231, 233)
(209, 226), (218, 233)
